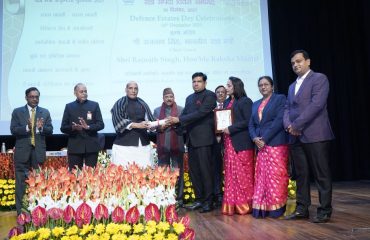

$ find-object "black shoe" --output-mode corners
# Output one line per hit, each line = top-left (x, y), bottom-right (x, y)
(284, 211), (309, 220)
(199, 203), (214, 213)
(184, 201), (202, 211)
(312, 215), (330, 223)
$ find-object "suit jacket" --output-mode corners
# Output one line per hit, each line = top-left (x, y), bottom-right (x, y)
(283, 70), (334, 143)
(179, 89), (216, 147)
(224, 96), (254, 151)
(10, 105), (53, 164)
(249, 93), (288, 146)
(60, 100), (104, 153)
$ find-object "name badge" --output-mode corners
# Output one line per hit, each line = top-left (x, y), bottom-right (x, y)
(87, 111), (92, 120)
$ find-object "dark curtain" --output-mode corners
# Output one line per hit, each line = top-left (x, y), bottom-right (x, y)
(268, 0), (370, 180)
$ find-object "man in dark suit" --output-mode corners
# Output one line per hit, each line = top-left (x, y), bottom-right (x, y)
(284, 50), (335, 223)
(61, 83), (105, 170)
(10, 87), (53, 215)
(213, 85), (227, 208)
(169, 72), (217, 213)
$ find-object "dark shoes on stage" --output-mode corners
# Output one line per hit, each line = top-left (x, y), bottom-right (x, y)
(312, 214), (330, 223)
(285, 211), (331, 223)
(199, 203), (214, 213)
(284, 211), (309, 220)
(184, 201), (203, 211)
(185, 201), (214, 213)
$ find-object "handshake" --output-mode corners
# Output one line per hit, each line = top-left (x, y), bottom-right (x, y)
(132, 116), (180, 130)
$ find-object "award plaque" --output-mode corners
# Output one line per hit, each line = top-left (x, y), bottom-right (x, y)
(214, 109), (233, 133)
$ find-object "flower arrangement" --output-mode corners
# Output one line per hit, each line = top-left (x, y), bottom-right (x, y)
(0, 178), (15, 210)
(288, 179), (296, 199)
(0, 153), (15, 179)
(8, 163), (195, 239)
(183, 173), (195, 204)
(97, 151), (111, 168)
(9, 203), (195, 240)
(25, 164), (179, 213)
(42, 156), (68, 169)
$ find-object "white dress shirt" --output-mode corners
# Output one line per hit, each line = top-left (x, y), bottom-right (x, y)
(295, 70), (311, 95)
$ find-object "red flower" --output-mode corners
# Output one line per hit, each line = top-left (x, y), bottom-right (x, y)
(16, 212), (31, 225)
(180, 228), (195, 240)
(8, 226), (23, 238)
(63, 205), (75, 224)
(165, 204), (178, 224)
(75, 202), (92, 227)
(48, 207), (63, 220)
(179, 215), (190, 228)
(112, 206), (125, 223)
(94, 203), (109, 221)
(144, 203), (161, 222)
(31, 206), (48, 227)
(125, 205), (140, 224)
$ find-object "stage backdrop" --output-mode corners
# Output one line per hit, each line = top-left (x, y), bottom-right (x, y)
(268, 0), (370, 180)
(1, 0), (272, 134)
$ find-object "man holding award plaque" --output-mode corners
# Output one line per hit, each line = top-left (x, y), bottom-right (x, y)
(111, 81), (166, 168)
(168, 72), (217, 213)
(153, 88), (185, 206)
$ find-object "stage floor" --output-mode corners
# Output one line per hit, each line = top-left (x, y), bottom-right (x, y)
(1, 181), (370, 240)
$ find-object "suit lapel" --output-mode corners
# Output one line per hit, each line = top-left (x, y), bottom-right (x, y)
(294, 70), (314, 100)
(260, 94), (274, 123)
(22, 105), (30, 123)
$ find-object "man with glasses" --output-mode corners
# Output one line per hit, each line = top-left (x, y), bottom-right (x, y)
(10, 87), (53, 215)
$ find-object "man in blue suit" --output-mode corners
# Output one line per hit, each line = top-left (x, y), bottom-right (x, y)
(61, 83), (105, 170)
(10, 87), (53, 215)
(284, 50), (335, 223)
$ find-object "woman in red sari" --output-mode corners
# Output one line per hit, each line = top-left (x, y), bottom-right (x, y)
(249, 76), (289, 218)
(221, 77), (254, 215)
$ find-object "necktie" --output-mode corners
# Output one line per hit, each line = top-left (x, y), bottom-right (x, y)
(31, 108), (35, 146)
(218, 103), (223, 109)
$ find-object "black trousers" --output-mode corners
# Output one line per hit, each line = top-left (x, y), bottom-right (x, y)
(188, 145), (214, 204)
(290, 140), (332, 216)
(158, 151), (184, 200)
(14, 147), (39, 215)
(68, 152), (98, 170)
(212, 141), (224, 201)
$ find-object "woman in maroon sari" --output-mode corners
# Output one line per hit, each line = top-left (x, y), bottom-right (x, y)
(249, 76), (289, 218)
(221, 77), (254, 215)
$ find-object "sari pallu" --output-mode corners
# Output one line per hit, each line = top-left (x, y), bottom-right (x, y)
(252, 144), (289, 218)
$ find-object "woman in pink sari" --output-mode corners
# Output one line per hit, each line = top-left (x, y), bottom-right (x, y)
(221, 77), (254, 215)
(249, 76), (289, 218)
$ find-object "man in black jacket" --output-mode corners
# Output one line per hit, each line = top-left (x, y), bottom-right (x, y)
(61, 83), (105, 170)
(169, 72), (216, 213)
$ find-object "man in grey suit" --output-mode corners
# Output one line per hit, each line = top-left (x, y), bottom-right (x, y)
(153, 88), (185, 206)
(284, 50), (334, 223)
(10, 87), (53, 215)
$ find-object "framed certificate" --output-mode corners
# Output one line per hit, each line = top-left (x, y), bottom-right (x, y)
(214, 109), (233, 133)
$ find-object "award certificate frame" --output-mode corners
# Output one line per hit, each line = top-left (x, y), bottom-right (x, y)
(214, 109), (233, 133)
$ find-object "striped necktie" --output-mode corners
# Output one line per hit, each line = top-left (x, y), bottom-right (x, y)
(31, 108), (35, 146)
